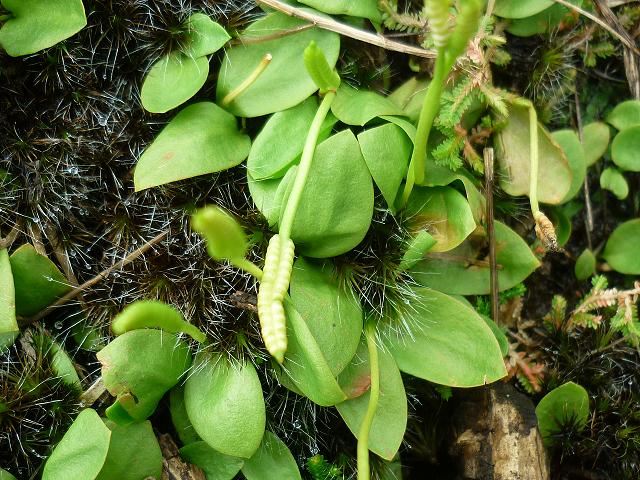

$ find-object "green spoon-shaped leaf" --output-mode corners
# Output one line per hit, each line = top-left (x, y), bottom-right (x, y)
(611, 126), (640, 171)
(600, 167), (629, 200)
(297, 0), (381, 22)
(382, 288), (507, 387)
(606, 99), (640, 131)
(10, 244), (72, 317)
(247, 98), (319, 180)
(34, 331), (81, 389)
(98, 330), (192, 423)
(405, 186), (476, 253)
(506, 1), (581, 37)
(184, 353), (265, 459)
(535, 382), (589, 446)
(283, 129), (374, 258)
(248, 167), (296, 227)
(574, 248), (596, 281)
(180, 441), (244, 480)
(134, 102), (251, 191)
(411, 221), (540, 295)
(280, 298), (347, 406)
(42, 409), (111, 480)
(495, 103), (572, 204)
(582, 122), (610, 166)
(331, 85), (405, 126)
(111, 300), (206, 342)
(357, 123), (412, 211)
(493, 0), (554, 19)
(602, 219), (640, 274)
(398, 230), (437, 271)
(0, 0), (87, 56)
(217, 12), (339, 117)
(419, 158), (486, 224)
(241, 431), (302, 480)
(182, 13), (230, 58)
(141, 54), (209, 114)
(289, 258), (362, 376)
(169, 386), (201, 445)
(336, 337), (408, 460)
(552, 129), (586, 203)
(0, 248), (18, 351)
(96, 420), (163, 480)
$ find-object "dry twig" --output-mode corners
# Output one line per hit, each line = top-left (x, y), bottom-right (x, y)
(256, 0), (436, 58)
(25, 230), (169, 324)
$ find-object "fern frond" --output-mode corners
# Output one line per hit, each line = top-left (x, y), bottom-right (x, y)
(432, 136), (464, 170)
(378, 0), (426, 33)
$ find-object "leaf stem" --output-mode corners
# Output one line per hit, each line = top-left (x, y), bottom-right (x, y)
(278, 91), (336, 243)
(221, 53), (272, 107)
(232, 257), (263, 280)
(401, 50), (448, 206)
(357, 320), (380, 480)
(527, 102), (540, 215)
(517, 98), (558, 250)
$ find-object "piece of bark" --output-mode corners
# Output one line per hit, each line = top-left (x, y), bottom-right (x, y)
(448, 382), (549, 480)
(157, 433), (206, 480)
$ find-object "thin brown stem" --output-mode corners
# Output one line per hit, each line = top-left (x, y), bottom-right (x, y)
(44, 224), (79, 286)
(27, 222), (47, 256)
(24, 230), (168, 324)
(574, 90), (594, 250)
(427, 252), (504, 269)
(256, 0), (436, 58)
(0, 220), (23, 250)
(230, 24), (315, 45)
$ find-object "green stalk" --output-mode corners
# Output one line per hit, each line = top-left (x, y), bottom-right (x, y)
(279, 91), (336, 243)
(527, 102), (540, 215)
(517, 98), (557, 250)
(401, 50), (448, 206)
(357, 320), (380, 480)
(221, 53), (272, 107)
(232, 258), (263, 280)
